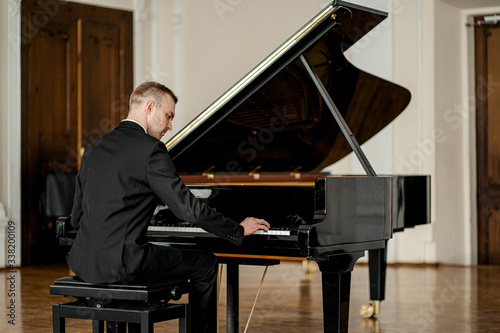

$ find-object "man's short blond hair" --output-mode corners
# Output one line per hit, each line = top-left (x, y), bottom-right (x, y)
(129, 81), (178, 109)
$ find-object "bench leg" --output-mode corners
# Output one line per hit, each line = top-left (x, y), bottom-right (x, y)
(140, 312), (153, 333)
(179, 304), (191, 333)
(128, 322), (140, 333)
(52, 301), (189, 333)
(92, 320), (104, 333)
(52, 304), (65, 333)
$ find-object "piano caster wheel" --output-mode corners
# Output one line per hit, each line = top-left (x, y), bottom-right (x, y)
(359, 300), (381, 318)
(302, 260), (318, 273)
(359, 303), (375, 318)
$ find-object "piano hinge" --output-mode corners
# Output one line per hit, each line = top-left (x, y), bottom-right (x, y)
(202, 166), (216, 180)
(248, 166), (262, 180)
(290, 166), (302, 180)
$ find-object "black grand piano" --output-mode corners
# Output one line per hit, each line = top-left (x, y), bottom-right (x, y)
(57, 1), (430, 332)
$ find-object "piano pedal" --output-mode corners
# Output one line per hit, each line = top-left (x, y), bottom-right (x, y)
(359, 300), (381, 318)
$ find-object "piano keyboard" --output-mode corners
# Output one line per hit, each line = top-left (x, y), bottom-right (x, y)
(148, 225), (291, 236)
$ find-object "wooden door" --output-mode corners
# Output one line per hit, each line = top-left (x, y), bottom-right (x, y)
(475, 16), (500, 264)
(21, 0), (133, 264)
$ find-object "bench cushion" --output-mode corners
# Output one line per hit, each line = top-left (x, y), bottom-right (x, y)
(50, 276), (189, 302)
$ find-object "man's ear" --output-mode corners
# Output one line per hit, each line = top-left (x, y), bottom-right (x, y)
(145, 100), (154, 115)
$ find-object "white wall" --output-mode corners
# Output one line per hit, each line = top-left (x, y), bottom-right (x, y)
(391, 0), (437, 263)
(0, 1), (9, 268)
(0, 1), (9, 212)
(69, 0), (133, 9)
(1, 0), (21, 267)
(433, 1), (467, 265)
(172, 0), (327, 139)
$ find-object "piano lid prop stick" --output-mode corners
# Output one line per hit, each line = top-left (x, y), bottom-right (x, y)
(217, 264), (224, 333)
(244, 265), (269, 333)
(299, 54), (377, 177)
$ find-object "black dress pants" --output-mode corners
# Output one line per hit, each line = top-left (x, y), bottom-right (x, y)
(143, 249), (218, 333)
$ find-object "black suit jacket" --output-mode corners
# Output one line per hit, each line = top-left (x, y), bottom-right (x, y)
(68, 121), (244, 283)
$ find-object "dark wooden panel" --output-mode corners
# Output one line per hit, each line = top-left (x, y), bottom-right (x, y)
(33, 21), (72, 172)
(488, 206), (500, 265)
(21, 0), (133, 264)
(475, 17), (500, 264)
(80, 18), (125, 150)
(486, 24), (500, 187)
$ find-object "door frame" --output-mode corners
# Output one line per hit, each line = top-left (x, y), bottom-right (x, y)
(474, 14), (500, 264)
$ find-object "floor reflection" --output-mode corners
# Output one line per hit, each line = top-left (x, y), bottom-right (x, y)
(360, 317), (381, 332)
(3, 261), (500, 332)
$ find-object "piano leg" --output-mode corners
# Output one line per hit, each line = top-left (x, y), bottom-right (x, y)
(317, 252), (364, 333)
(226, 263), (239, 333)
(364, 242), (387, 318)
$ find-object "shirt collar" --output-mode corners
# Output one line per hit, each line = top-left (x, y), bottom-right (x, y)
(122, 119), (147, 134)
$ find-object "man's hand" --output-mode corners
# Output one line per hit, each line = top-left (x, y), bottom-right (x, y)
(240, 217), (271, 236)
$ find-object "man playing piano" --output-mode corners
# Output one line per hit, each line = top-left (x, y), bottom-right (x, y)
(67, 81), (270, 333)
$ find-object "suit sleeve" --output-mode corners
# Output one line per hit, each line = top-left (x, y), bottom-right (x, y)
(70, 144), (92, 230)
(70, 167), (83, 230)
(147, 142), (244, 246)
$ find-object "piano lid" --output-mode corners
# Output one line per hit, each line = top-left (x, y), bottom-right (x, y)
(166, 1), (411, 175)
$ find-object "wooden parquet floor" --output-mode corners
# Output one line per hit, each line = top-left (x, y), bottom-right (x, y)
(1, 261), (500, 332)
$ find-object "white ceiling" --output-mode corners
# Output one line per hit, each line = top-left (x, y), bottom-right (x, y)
(439, 0), (500, 10)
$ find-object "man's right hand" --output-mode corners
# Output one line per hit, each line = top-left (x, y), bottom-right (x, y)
(240, 217), (271, 236)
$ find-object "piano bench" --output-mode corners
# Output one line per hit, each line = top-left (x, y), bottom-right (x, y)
(50, 276), (191, 333)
